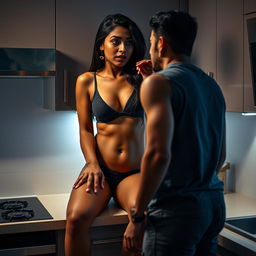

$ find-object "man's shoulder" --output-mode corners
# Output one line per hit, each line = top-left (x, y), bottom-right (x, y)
(141, 73), (172, 100)
(142, 73), (170, 90)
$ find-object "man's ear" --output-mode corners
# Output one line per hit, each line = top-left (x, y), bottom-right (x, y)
(158, 36), (167, 57)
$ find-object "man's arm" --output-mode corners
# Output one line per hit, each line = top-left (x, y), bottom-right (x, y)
(132, 74), (175, 216)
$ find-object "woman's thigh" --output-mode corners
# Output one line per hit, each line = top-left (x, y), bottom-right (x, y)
(66, 181), (112, 225)
(114, 173), (140, 212)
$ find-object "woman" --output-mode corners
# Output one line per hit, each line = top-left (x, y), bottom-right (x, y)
(65, 14), (146, 256)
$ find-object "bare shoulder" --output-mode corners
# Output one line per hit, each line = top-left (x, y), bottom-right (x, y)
(141, 73), (171, 99)
(76, 72), (94, 88)
(76, 72), (95, 98)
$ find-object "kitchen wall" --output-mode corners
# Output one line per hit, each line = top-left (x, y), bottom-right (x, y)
(1, 77), (256, 198)
(0, 78), (83, 196)
(226, 112), (256, 198)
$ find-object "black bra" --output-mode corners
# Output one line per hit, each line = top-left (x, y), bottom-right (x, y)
(91, 72), (144, 123)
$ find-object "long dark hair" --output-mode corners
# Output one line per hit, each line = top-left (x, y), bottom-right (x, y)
(89, 14), (146, 91)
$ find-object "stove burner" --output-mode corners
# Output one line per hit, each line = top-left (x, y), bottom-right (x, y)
(0, 200), (28, 210)
(2, 209), (34, 221)
(0, 197), (53, 223)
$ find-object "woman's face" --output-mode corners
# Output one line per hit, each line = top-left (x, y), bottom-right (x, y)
(100, 26), (134, 68)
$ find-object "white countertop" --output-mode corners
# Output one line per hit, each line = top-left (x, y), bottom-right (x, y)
(0, 194), (128, 234)
(0, 192), (256, 253)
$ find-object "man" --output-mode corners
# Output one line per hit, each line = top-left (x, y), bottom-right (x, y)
(123, 11), (226, 256)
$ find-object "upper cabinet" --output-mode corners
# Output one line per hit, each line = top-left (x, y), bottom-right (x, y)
(190, 0), (217, 78)
(0, 0), (55, 48)
(0, 0), (76, 110)
(216, 0), (244, 112)
(190, 0), (256, 113)
(244, 0), (256, 14)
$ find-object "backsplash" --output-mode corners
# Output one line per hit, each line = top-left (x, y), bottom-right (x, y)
(0, 79), (256, 198)
(226, 112), (256, 198)
(0, 78), (83, 196)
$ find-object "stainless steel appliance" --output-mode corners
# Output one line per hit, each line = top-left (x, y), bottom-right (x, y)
(244, 12), (256, 111)
(0, 48), (55, 77)
(225, 215), (256, 242)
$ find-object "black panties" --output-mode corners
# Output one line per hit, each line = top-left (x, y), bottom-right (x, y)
(100, 164), (140, 194)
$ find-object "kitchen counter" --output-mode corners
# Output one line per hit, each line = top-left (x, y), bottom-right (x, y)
(219, 193), (256, 255)
(0, 194), (128, 235)
(0, 193), (256, 254)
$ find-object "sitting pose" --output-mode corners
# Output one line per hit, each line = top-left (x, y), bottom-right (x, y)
(65, 13), (146, 256)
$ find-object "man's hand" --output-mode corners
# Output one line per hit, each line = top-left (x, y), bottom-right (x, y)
(123, 220), (145, 254)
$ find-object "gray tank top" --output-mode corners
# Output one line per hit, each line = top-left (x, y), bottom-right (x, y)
(148, 62), (226, 210)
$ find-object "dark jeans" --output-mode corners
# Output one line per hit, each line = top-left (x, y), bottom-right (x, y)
(143, 191), (225, 256)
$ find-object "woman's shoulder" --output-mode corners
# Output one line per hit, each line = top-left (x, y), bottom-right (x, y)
(77, 72), (94, 87)
(76, 72), (96, 98)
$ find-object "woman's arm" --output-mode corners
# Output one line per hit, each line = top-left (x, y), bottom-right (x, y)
(73, 73), (104, 193)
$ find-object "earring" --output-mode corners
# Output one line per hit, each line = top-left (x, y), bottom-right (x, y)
(99, 50), (104, 60)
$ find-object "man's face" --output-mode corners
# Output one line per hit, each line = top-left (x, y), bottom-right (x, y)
(149, 31), (162, 72)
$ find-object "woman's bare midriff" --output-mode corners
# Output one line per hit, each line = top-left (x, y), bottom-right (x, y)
(95, 116), (144, 172)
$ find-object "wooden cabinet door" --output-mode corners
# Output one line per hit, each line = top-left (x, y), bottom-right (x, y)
(190, 0), (217, 78)
(0, 0), (55, 48)
(244, 0), (256, 14)
(217, 0), (244, 112)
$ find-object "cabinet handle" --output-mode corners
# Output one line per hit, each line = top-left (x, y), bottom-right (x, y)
(63, 70), (69, 104)
(93, 238), (123, 245)
(207, 72), (214, 78)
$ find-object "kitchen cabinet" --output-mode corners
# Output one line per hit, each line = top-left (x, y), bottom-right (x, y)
(0, 0), (55, 49)
(190, 0), (217, 78)
(190, 0), (256, 113)
(43, 51), (77, 110)
(55, 225), (128, 256)
(244, 0), (256, 14)
(0, 1), (76, 110)
(0, 230), (56, 255)
(217, 0), (244, 112)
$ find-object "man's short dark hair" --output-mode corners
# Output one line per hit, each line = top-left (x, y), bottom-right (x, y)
(149, 11), (197, 56)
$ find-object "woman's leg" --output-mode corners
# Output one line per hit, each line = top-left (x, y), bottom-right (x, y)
(65, 182), (111, 256)
(115, 173), (143, 256)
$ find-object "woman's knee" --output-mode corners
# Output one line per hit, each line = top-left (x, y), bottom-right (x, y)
(66, 206), (94, 233)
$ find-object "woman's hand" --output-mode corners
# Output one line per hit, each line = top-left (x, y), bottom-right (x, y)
(136, 59), (153, 79)
(73, 163), (105, 193)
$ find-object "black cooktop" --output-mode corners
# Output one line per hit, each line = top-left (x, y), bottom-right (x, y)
(0, 197), (53, 223)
